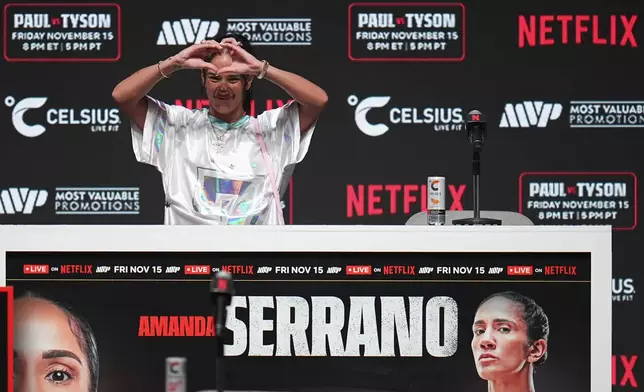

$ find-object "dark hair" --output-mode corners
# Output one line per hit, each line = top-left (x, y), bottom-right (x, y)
(201, 32), (254, 113)
(17, 291), (100, 392)
(477, 291), (550, 367)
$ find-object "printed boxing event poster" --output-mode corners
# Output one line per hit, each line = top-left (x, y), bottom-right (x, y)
(8, 251), (590, 391)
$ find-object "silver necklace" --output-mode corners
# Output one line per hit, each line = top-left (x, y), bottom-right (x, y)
(208, 121), (229, 154)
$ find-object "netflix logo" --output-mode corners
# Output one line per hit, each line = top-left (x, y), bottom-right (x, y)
(346, 183), (466, 218)
(613, 355), (638, 387)
(23, 264), (49, 274)
(184, 265), (211, 275)
(507, 266), (533, 276)
(346, 265), (372, 275)
(221, 265), (254, 275)
(545, 266), (577, 276)
(518, 15), (638, 48)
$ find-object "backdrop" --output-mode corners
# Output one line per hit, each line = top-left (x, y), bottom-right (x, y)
(0, 0), (641, 389)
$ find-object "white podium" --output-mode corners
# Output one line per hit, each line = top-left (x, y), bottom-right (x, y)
(0, 225), (611, 392)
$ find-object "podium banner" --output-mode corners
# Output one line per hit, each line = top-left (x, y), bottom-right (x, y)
(8, 251), (590, 391)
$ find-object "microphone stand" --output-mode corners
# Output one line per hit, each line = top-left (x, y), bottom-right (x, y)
(214, 332), (225, 392)
(453, 122), (501, 226)
(210, 271), (233, 392)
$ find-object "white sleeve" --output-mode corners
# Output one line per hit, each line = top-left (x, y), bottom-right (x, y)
(130, 96), (190, 171)
(257, 100), (317, 169)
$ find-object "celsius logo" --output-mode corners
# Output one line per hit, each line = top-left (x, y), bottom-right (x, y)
(347, 95), (464, 137)
(349, 95), (391, 136)
(5, 96), (121, 137)
(612, 278), (635, 302)
(5, 96), (48, 137)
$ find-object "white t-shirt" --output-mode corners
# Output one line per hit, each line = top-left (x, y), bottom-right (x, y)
(131, 96), (316, 225)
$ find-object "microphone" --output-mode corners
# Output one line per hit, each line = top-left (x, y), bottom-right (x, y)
(210, 270), (234, 338)
(466, 110), (486, 153)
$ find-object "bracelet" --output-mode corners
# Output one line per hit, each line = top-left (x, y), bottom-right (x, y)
(158, 60), (171, 79)
(257, 60), (269, 79)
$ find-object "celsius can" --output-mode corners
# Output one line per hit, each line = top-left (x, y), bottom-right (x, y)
(166, 357), (187, 392)
(427, 176), (446, 225)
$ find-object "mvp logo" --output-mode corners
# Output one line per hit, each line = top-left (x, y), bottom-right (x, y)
(0, 188), (48, 214)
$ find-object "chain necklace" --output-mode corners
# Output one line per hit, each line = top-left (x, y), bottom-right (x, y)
(208, 112), (251, 154)
(209, 121), (229, 154)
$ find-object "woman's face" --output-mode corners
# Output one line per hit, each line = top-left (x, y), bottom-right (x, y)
(471, 296), (534, 380)
(14, 298), (91, 392)
(204, 51), (249, 116)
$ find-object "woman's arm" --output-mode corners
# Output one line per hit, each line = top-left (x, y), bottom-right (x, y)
(259, 64), (328, 134)
(111, 58), (181, 130)
(111, 42), (221, 130)
(219, 41), (328, 134)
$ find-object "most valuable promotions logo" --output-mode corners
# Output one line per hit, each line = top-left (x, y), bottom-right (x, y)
(3, 3), (121, 62)
(499, 101), (644, 129)
(0, 187), (48, 215)
(54, 187), (140, 215)
(5, 95), (121, 137)
(157, 18), (312, 46)
(347, 94), (464, 136)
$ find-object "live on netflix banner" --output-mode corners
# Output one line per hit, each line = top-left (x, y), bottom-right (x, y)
(8, 252), (590, 392)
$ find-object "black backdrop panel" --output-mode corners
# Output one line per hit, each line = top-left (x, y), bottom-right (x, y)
(0, 0), (642, 389)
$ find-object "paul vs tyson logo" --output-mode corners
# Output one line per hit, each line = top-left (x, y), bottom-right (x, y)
(4, 3), (121, 62)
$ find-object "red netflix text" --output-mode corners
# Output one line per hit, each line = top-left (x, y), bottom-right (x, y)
(545, 266), (576, 276)
(23, 264), (49, 274)
(383, 266), (416, 275)
(613, 355), (638, 387)
(346, 184), (466, 218)
(175, 99), (294, 117)
(221, 265), (254, 275)
(518, 15), (638, 48)
(60, 265), (93, 274)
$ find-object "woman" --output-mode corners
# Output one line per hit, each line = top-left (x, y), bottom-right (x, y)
(471, 291), (549, 392)
(112, 32), (328, 225)
(14, 292), (99, 392)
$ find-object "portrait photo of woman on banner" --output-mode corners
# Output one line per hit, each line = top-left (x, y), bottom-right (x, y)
(471, 291), (550, 392)
(13, 291), (99, 392)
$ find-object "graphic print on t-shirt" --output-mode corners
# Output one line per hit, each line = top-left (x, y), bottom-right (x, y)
(193, 167), (268, 225)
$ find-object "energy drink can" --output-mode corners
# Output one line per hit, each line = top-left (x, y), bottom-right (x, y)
(166, 357), (187, 392)
(427, 176), (446, 225)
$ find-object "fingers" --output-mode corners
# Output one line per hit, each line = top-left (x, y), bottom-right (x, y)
(215, 66), (232, 75)
(220, 42), (239, 51)
(189, 59), (218, 73)
(202, 62), (219, 74)
(220, 42), (243, 56)
(200, 39), (222, 49)
(220, 37), (242, 46)
(190, 40), (222, 54)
